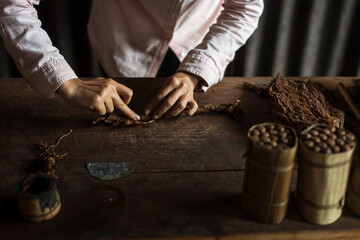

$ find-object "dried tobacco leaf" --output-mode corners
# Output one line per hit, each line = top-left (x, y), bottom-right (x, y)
(94, 99), (243, 127)
(268, 74), (345, 131)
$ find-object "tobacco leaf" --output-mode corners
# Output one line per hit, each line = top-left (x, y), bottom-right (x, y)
(241, 82), (269, 97)
(37, 130), (73, 178)
(268, 73), (345, 131)
(94, 99), (243, 127)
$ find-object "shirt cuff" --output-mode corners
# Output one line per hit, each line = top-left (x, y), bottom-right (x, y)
(177, 50), (221, 92)
(29, 57), (77, 98)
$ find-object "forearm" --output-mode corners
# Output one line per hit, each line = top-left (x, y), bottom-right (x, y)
(178, 0), (264, 90)
(0, 0), (77, 97)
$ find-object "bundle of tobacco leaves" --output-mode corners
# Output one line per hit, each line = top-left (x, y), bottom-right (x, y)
(268, 74), (344, 130)
(93, 100), (243, 127)
(243, 73), (345, 131)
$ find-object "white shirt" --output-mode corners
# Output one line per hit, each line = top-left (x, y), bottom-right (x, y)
(0, 0), (264, 97)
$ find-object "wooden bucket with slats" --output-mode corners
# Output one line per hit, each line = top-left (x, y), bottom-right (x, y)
(296, 125), (356, 225)
(242, 123), (298, 224)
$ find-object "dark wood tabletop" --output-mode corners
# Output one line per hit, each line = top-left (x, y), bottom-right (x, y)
(1, 77), (360, 240)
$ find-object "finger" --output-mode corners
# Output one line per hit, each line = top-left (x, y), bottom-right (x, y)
(166, 96), (188, 117)
(144, 78), (181, 115)
(104, 98), (114, 114)
(90, 103), (107, 116)
(152, 88), (187, 119)
(112, 93), (139, 121)
(114, 81), (133, 105)
(181, 100), (198, 116)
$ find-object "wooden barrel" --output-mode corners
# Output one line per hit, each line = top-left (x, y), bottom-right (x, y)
(18, 173), (61, 222)
(243, 123), (298, 224)
(347, 162), (360, 216)
(296, 124), (356, 225)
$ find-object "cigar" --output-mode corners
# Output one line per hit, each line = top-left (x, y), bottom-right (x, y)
(337, 82), (360, 122)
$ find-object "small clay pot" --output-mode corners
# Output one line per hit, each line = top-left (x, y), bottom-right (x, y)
(18, 173), (61, 222)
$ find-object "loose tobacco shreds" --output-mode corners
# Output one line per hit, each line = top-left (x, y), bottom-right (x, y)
(94, 99), (243, 127)
(37, 129), (73, 178)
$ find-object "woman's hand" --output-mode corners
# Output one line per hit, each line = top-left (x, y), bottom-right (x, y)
(56, 78), (140, 120)
(144, 71), (201, 119)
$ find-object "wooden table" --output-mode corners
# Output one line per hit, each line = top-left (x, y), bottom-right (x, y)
(0, 77), (360, 240)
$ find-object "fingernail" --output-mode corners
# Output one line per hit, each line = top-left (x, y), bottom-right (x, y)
(153, 115), (159, 120)
(135, 113), (141, 120)
(180, 113), (185, 117)
(144, 109), (150, 116)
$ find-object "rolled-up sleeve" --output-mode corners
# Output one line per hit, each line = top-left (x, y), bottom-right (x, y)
(178, 0), (264, 91)
(0, 0), (77, 97)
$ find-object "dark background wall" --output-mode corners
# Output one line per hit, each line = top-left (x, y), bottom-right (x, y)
(1, 0), (360, 78)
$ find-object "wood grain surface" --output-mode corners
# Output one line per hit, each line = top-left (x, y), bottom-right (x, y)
(0, 77), (360, 239)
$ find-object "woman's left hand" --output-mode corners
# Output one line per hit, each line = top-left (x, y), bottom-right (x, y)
(144, 71), (201, 119)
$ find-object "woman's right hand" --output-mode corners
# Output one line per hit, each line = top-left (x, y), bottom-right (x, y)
(56, 78), (140, 120)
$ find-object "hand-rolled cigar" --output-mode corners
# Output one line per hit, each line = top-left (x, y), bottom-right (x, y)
(94, 99), (244, 127)
(300, 125), (355, 154)
(248, 123), (296, 151)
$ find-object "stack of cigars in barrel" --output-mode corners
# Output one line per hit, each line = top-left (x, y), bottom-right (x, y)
(243, 122), (358, 225)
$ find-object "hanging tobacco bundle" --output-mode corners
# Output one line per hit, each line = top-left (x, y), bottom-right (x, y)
(93, 100), (243, 127)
